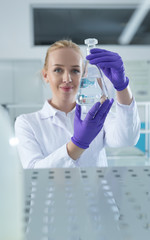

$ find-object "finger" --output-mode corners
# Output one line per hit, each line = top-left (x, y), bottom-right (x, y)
(92, 61), (122, 69)
(85, 102), (101, 121)
(75, 103), (81, 120)
(97, 99), (114, 125)
(95, 98), (114, 121)
(90, 48), (117, 55)
(90, 48), (108, 54)
(104, 98), (114, 116)
(89, 56), (119, 64)
(86, 52), (118, 61)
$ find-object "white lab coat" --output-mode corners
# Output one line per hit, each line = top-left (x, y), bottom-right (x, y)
(15, 100), (140, 168)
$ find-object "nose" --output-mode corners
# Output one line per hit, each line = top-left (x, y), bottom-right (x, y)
(63, 71), (72, 83)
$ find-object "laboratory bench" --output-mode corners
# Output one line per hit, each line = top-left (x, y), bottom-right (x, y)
(106, 146), (150, 166)
(24, 165), (150, 240)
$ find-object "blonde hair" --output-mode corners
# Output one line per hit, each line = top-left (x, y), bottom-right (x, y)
(43, 39), (83, 70)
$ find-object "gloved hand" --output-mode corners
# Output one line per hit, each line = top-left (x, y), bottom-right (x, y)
(71, 99), (114, 149)
(86, 48), (129, 91)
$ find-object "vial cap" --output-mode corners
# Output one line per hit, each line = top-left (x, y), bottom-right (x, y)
(84, 38), (98, 46)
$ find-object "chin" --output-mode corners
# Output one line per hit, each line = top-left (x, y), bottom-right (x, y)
(61, 94), (76, 102)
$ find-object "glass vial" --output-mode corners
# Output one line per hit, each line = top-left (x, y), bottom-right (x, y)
(76, 38), (108, 106)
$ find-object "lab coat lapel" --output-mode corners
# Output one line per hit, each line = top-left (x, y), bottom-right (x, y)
(40, 101), (74, 136)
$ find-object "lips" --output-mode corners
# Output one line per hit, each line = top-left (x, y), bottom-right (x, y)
(60, 86), (73, 92)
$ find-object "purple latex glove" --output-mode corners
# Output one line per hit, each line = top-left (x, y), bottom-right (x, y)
(71, 99), (114, 149)
(86, 48), (129, 91)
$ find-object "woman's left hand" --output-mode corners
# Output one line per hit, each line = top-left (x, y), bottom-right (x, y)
(86, 48), (129, 91)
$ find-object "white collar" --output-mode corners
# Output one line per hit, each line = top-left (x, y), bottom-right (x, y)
(39, 100), (75, 119)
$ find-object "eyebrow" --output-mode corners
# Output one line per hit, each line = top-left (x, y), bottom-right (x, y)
(52, 64), (80, 67)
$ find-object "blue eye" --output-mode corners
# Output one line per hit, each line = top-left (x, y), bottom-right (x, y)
(54, 68), (62, 73)
(72, 69), (80, 74)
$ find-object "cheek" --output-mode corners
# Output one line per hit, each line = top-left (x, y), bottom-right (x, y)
(75, 74), (81, 84)
(47, 73), (60, 85)
(46, 75), (57, 89)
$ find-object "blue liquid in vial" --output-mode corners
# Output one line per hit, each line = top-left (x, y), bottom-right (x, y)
(76, 77), (102, 106)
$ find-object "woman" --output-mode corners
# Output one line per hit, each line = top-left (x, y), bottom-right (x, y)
(15, 40), (140, 168)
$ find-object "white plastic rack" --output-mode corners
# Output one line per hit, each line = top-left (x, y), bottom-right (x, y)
(24, 167), (150, 240)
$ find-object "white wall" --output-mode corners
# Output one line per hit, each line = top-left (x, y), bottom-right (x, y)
(0, 0), (150, 62)
(1, 0), (150, 122)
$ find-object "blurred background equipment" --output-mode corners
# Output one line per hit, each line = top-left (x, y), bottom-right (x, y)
(0, 106), (24, 240)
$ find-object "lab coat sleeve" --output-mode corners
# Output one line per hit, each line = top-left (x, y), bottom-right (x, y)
(15, 116), (78, 169)
(104, 99), (140, 147)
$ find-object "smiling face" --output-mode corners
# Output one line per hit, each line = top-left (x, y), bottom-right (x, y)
(43, 47), (83, 108)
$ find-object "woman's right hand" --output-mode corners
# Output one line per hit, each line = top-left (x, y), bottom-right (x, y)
(71, 99), (114, 149)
